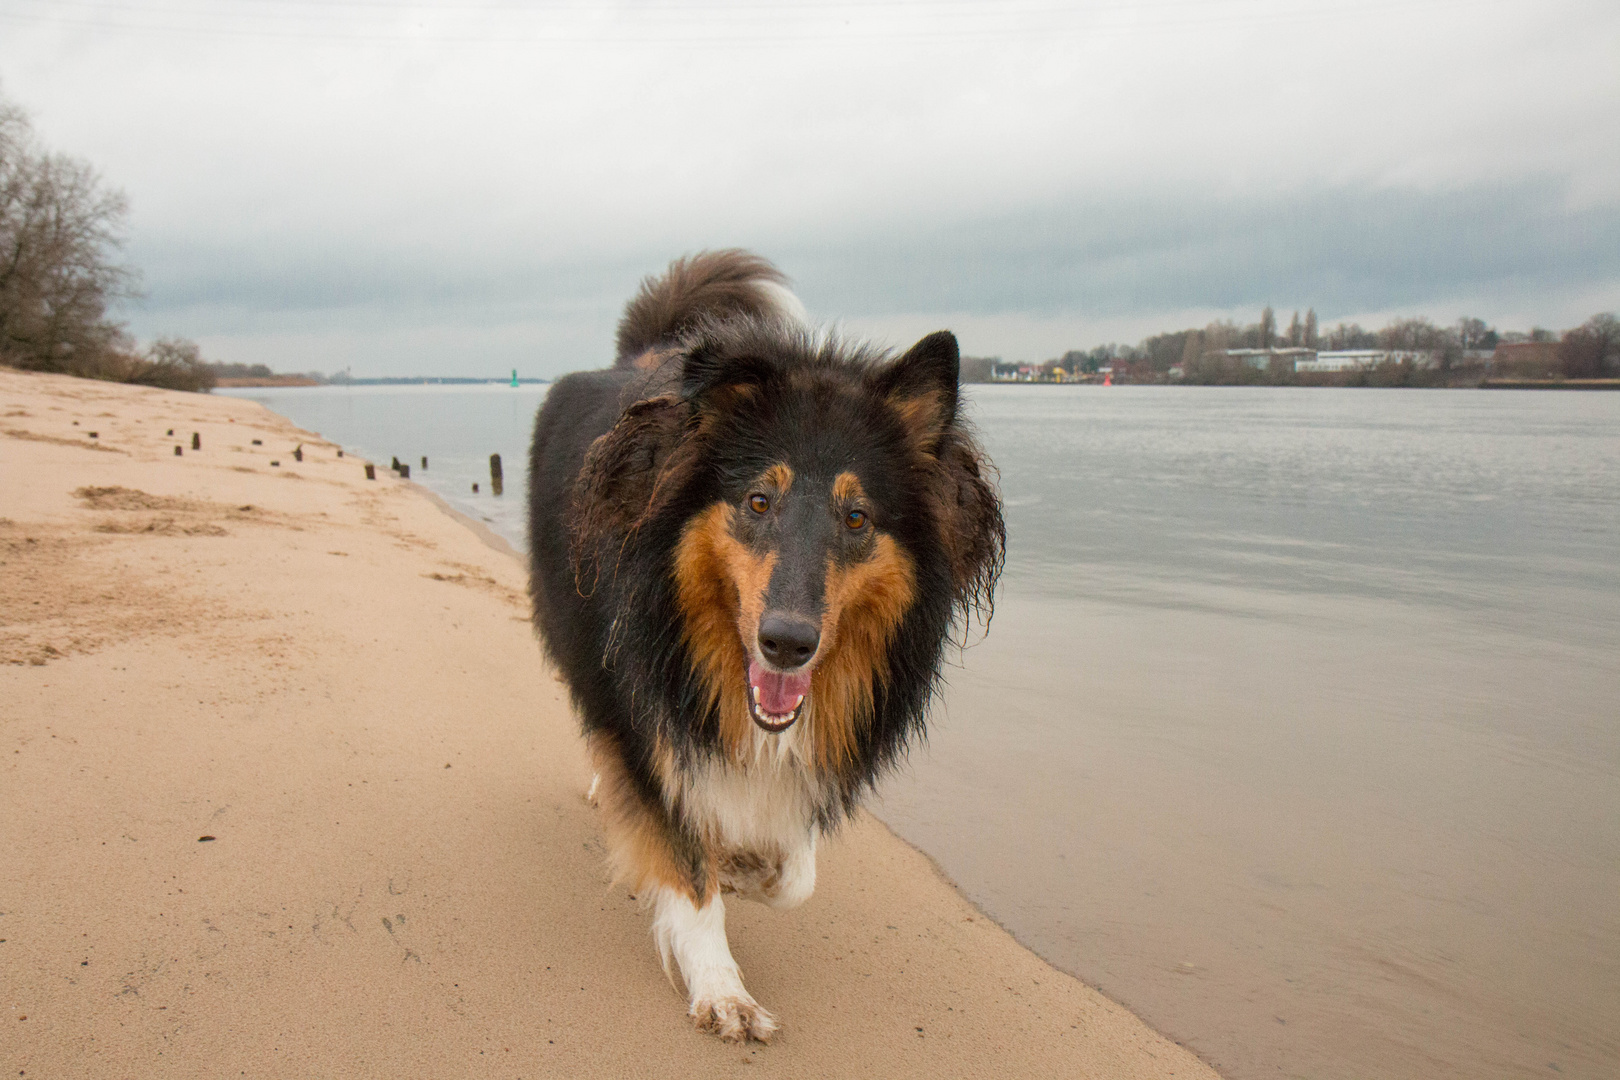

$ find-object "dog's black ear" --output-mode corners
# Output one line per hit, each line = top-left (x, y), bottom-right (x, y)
(570, 394), (690, 584)
(877, 330), (960, 451)
(681, 340), (772, 404)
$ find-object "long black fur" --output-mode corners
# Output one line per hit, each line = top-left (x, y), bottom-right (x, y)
(529, 253), (1003, 885)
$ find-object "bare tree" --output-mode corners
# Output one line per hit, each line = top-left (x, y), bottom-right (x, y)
(1455, 316), (1495, 351)
(1324, 321), (1376, 350)
(1559, 313), (1620, 379)
(1259, 306), (1276, 348)
(1378, 317), (1448, 351)
(1304, 308), (1318, 348)
(0, 88), (138, 374)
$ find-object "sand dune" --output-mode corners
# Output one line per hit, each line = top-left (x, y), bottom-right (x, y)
(0, 366), (1218, 1079)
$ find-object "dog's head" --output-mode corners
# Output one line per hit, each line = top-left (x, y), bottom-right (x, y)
(573, 319), (1003, 765)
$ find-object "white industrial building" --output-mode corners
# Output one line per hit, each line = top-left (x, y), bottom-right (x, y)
(1295, 350), (1433, 373)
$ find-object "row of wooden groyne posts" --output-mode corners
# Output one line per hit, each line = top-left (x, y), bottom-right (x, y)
(367, 452), (506, 496)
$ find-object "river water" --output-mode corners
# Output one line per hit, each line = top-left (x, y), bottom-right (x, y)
(226, 382), (1620, 1080)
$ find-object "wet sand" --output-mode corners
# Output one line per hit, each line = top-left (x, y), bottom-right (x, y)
(0, 366), (1217, 1079)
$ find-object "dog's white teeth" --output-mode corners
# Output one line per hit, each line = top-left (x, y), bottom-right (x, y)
(792, 695), (803, 709)
(751, 686), (760, 704)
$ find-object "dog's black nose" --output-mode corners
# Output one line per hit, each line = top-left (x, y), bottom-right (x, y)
(758, 616), (820, 669)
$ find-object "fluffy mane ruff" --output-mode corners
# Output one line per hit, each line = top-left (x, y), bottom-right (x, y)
(569, 317), (1005, 827)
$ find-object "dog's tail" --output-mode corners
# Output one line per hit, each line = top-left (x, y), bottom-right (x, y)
(615, 249), (793, 367)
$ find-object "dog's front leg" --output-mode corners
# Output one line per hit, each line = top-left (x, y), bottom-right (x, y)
(652, 886), (778, 1042)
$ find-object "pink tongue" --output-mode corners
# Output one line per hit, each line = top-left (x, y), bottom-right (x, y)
(748, 659), (812, 715)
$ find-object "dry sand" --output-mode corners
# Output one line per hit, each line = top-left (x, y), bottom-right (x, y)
(1, 366), (1219, 1079)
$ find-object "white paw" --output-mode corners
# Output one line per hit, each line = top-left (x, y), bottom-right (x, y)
(690, 993), (779, 1043)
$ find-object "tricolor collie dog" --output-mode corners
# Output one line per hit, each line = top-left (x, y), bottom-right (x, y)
(527, 250), (1003, 1042)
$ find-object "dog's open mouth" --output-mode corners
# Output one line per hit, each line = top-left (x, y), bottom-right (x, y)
(747, 659), (811, 733)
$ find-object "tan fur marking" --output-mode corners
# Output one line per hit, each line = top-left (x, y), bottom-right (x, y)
(673, 503), (776, 760)
(890, 390), (947, 453)
(810, 535), (916, 769)
(761, 463), (793, 495)
(628, 347), (678, 373)
(831, 471), (865, 503)
(587, 733), (712, 902)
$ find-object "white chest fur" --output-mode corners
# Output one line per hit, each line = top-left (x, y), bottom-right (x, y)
(677, 751), (823, 851)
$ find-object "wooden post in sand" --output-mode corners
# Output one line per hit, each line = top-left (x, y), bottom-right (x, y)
(174, 446), (182, 456)
(398, 463), (410, 479)
(293, 445), (303, 462)
(191, 432), (200, 450)
(489, 453), (504, 496)
(365, 464), (376, 480)
(391, 456), (401, 472)
(421, 456), (428, 469)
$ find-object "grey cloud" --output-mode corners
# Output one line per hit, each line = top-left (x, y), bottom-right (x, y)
(781, 180), (1620, 321)
(127, 178), (1620, 358)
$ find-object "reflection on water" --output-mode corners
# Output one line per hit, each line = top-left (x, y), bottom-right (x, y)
(231, 382), (1620, 1080)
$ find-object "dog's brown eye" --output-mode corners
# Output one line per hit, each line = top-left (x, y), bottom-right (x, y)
(749, 494), (770, 514)
(845, 509), (867, 530)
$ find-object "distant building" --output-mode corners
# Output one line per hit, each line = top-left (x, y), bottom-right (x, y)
(1295, 349), (1432, 373)
(990, 363), (1044, 381)
(1220, 347), (1315, 370)
(1296, 350), (1377, 372)
(1491, 342), (1560, 368)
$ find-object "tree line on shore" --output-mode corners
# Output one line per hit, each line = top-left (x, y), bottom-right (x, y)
(964, 306), (1619, 386)
(0, 88), (218, 392)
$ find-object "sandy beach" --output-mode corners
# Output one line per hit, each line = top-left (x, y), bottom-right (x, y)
(1, 366), (1217, 1079)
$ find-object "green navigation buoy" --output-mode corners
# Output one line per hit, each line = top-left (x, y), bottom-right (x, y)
(511, 368), (519, 387)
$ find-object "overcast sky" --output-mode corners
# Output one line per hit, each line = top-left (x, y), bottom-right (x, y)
(3, 0), (1617, 376)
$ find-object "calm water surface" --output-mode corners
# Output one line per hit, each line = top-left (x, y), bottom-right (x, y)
(228, 383), (1620, 1080)
(223, 383), (546, 546)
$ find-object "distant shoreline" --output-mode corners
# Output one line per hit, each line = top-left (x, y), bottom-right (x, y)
(221, 374), (1620, 391)
(1477, 378), (1620, 390)
(962, 377), (1620, 390)
(218, 376), (551, 388)
(212, 375), (323, 387)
